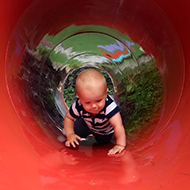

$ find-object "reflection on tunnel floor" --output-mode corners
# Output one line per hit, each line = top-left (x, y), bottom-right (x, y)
(17, 26), (164, 139)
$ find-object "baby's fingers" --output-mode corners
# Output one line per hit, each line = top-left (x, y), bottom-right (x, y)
(76, 135), (82, 142)
(65, 140), (77, 148)
(108, 148), (118, 155)
(72, 136), (82, 147)
(107, 149), (114, 155)
(65, 141), (71, 147)
(65, 135), (82, 148)
(108, 146), (125, 155)
(71, 141), (77, 148)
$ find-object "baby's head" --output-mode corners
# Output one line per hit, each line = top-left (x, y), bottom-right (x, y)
(76, 69), (108, 115)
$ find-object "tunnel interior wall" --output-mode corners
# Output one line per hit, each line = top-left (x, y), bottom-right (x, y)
(0, 0), (190, 189)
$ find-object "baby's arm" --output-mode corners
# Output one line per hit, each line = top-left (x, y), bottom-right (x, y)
(64, 112), (82, 148)
(108, 112), (126, 155)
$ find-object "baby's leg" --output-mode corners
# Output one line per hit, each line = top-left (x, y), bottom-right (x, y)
(94, 133), (114, 144)
(74, 118), (92, 138)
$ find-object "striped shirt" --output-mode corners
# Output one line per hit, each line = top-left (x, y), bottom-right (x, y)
(69, 95), (120, 135)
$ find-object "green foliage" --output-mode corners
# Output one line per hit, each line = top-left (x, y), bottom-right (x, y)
(63, 87), (76, 107)
(34, 45), (50, 57)
(126, 61), (164, 134)
(49, 50), (67, 63)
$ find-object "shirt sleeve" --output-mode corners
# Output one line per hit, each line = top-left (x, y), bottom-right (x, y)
(69, 99), (81, 119)
(106, 95), (120, 119)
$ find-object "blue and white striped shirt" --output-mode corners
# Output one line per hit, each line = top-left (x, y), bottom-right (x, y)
(69, 95), (120, 135)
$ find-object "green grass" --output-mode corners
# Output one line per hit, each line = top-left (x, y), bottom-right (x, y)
(126, 61), (164, 134)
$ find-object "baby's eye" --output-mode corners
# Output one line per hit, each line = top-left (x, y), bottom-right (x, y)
(85, 102), (90, 104)
(96, 99), (102, 103)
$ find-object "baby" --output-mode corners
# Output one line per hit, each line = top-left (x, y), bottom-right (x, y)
(63, 68), (126, 155)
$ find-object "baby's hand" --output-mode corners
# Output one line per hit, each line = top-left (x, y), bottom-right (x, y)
(65, 133), (82, 148)
(108, 144), (126, 156)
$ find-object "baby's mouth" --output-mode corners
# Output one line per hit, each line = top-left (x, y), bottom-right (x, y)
(90, 109), (99, 113)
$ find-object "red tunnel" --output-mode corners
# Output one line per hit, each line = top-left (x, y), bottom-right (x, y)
(0, 0), (190, 189)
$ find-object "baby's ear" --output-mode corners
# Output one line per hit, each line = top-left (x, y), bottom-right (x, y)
(107, 88), (109, 92)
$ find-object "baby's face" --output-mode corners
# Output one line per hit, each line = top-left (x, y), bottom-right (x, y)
(77, 85), (108, 115)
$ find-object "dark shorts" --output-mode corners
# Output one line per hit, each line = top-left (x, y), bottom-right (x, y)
(74, 118), (114, 144)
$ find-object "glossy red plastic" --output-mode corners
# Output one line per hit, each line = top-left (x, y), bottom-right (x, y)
(0, 0), (190, 189)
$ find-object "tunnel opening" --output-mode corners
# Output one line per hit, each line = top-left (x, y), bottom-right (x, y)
(7, 28), (164, 143)
(5, 0), (184, 148)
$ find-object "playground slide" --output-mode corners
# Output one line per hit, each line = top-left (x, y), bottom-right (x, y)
(0, 0), (190, 189)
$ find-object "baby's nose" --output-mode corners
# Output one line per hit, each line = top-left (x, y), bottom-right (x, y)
(92, 103), (98, 109)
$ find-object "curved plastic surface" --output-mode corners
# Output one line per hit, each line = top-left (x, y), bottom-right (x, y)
(1, 0), (190, 189)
